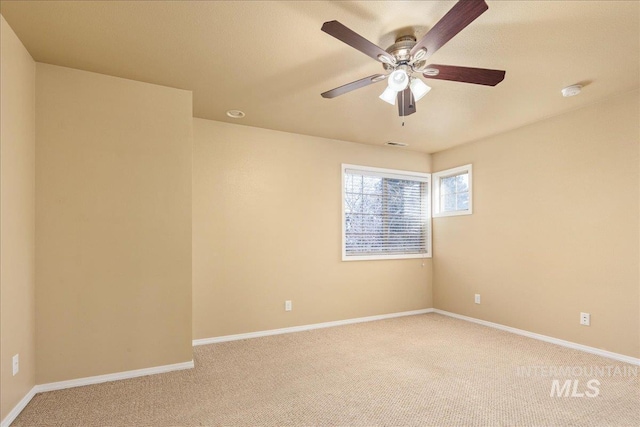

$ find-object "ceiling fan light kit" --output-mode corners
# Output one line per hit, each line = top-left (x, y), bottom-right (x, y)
(320, 0), (506, 117)
(388, 69), (410, 91)
(379, 86), (398, 105)
(409, 78), (431, 102)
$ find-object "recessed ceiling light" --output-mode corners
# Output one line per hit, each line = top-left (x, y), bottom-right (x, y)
(385, 141), (408, 147)
(561, 85), (582, 97)
(226, 109), (245, 118)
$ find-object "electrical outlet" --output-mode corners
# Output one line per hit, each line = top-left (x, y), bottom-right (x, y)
(474, 294), (481, 304)
(285, 300), (292, 312)
(12, 354), (19, 376)
(580, 312), (590, 326)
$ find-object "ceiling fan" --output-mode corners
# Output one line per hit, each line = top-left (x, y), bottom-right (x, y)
(320, 0), (505, 117)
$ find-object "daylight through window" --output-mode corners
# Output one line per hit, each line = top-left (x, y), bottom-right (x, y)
(342, 165), (431, 261)
(433, 164), (473, 217)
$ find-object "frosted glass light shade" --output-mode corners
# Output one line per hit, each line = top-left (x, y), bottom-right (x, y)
(379, 86), (397, 105)
(388, 70), (409, 92)
(410, 78), (431, 102)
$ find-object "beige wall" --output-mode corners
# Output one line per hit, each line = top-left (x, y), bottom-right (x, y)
(432, 91), (640, 358)
(35, 64), (193, 383)
(2, 21), (635, 421)
(0, 15), (36, 421)
(193, 119), (432, 339)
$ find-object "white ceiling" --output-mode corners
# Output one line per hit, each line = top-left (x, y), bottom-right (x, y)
(1, 1), (638, 153)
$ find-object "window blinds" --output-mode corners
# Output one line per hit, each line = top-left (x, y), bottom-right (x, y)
(344, 167), (429, 257)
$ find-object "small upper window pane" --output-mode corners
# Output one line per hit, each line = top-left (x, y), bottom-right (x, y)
(433, 164), (473, 217)
(443, 194), (456, 211)
(441, 176), (456, 195)
(456, 174), (468, 192)
(456, 192), (469, 210)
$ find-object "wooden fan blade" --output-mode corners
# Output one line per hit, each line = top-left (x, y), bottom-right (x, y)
(321, 74), (387, 99)
(423, 64), (505, 86)
(397, 88), (416, 116)
(410, 0), (488, 59)
(322, 21), (396, 64)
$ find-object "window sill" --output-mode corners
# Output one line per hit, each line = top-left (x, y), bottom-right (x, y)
(433, 209), (473, 218)
(342, 253), (431, 261)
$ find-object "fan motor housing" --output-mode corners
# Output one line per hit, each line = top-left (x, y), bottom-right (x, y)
(383, 35), (427, 71)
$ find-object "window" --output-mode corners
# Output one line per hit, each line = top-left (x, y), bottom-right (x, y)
(342, 164), (431, 261)
(433, 164), (473, 217)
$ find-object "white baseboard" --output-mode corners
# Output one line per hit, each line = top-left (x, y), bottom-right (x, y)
(433, 309), (640, 366)
(1, 360), (194, 426)
(193, 308), (434, 346)
(36, 360), (194, 393)
(8, 307), (633, 426)
(0, 386), (36, 427)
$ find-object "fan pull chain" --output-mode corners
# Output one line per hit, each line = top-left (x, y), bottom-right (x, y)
(401, 90), (405, 126)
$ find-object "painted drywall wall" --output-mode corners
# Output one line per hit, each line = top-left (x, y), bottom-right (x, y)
(0, 15), (36, 421)
(432, 91), (640, 358)
(193, 119), (432, 339)
(35, 63), (193, 383)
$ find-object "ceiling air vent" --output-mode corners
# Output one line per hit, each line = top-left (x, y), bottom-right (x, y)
(385, 141), (408, 147)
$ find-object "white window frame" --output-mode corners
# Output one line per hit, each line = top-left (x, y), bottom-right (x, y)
(432, 164), (473, 217)
(341, 164), (432, 261)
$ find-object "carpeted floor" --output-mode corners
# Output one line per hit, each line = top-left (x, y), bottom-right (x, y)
(12, 313), (640, 426)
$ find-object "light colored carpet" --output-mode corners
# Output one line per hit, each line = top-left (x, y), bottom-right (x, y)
(12, 313), (640, 426)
